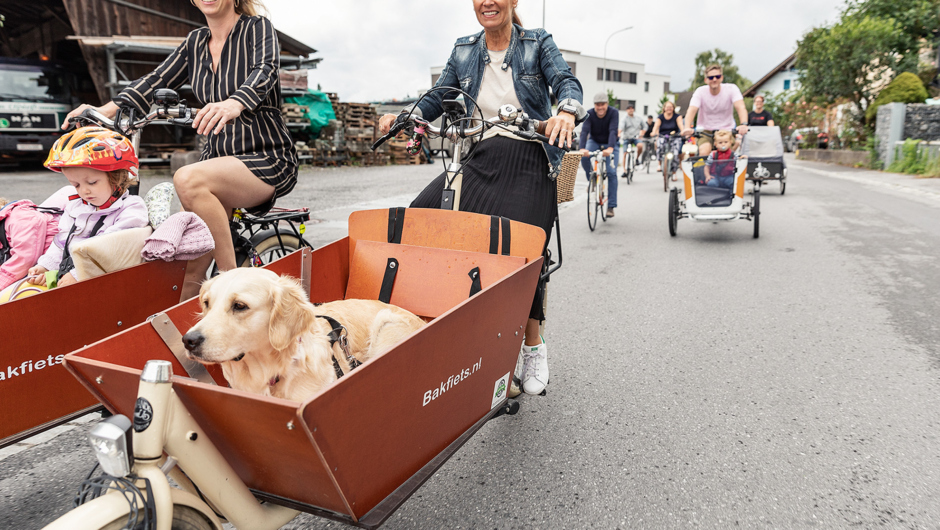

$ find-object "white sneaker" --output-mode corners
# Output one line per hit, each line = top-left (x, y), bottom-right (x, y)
(509, 348), (525, 398)
(521, 340), (548, 395)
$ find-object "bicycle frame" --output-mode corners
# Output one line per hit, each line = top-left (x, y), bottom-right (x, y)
(45, 361), (299, 530)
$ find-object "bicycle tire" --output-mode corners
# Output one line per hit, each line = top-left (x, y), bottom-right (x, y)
(208, 230), (303, 278)
(586, 173), (599, 231)
(599, 170), (607, 222)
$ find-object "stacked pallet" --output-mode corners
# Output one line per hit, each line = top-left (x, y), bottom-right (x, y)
(282, 103), (310, 127)
(387, 136), (426, 165)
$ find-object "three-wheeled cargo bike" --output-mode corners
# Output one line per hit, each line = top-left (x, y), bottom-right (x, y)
(44, 207), (547, 529)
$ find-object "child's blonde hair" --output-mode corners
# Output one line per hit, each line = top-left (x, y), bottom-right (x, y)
(714, 130), (734, 144)
(0, 198), (8, 209)
(106, 169), (132, 195)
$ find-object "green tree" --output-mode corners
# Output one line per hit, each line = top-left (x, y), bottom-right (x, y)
(796, 16), (904, 125)
(607, 89), (617, 108)
(687, 49), (752, 92)
(865, 72), (929, 122)
(845, 0), (940, 75)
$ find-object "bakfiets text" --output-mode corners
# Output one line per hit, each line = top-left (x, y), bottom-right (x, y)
(423, 357), (482, 406)
(1, 355), (66, 381)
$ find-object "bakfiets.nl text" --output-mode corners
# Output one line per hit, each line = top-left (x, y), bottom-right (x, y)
(423, 357), (482, 406)
(1, 355), (66, 382)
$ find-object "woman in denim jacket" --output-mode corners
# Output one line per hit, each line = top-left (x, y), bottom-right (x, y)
(379, 0), (584, 398)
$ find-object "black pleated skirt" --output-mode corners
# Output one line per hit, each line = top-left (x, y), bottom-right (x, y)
(411, 136), (556, 320)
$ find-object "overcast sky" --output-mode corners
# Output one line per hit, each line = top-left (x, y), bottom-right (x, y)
(265, 0), (846, 103)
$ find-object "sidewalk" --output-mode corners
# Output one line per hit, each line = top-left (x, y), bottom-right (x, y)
(789, 156), (940, 205)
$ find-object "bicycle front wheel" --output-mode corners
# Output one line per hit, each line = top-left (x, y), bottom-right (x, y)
(586, 174), (599, 231)
(250, 232), (302, 265)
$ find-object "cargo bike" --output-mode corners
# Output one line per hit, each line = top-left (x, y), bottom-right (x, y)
(44, 95), (572, 529)
(0, 91), (310, 449)
(668, 129), (760, 239)
(742, 125), (787, 195)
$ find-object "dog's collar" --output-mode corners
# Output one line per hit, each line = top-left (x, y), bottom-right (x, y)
(316, 314), (362, 379)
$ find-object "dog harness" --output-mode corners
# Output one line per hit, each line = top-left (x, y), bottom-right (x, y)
(316, 315), (363, 379)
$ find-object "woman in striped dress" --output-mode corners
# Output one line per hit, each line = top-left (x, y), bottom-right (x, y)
(63, 0), (297, 299)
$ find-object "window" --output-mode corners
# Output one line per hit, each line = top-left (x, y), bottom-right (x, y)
(643, 105), (648, 115)
(431, 74), (441, 86)
(627, 72), (637, 84)
(597, 67), (604, 81)
(644, 81), (649, 92)
(566, 61), (577, 77)
(783, 79), (791, 90)
(664, 82), (670, 93)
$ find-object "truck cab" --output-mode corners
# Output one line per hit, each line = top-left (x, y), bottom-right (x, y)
(0, 58), (78, 160)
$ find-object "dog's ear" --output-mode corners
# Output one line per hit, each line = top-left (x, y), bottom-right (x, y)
(269, 275), (316, 351)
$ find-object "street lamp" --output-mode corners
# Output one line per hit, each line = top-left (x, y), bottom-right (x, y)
(603, 26), (633, 93)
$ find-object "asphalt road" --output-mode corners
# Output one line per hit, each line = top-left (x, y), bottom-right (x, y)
(2, 156), (940, 529)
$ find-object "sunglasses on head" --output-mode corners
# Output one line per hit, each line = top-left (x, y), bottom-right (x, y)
(707, 74), (722, 80)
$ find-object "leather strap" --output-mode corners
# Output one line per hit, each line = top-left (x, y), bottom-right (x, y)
(500, 216), (511, 256)
(378, 257), (399, 304)
(489, 216), (499, 254)
(387, 207), (405, 244)
(316, 314), (362, 379)
(468, 267), (482, 297)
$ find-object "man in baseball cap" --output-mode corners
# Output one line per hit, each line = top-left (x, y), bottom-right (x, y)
(579, 92), (620, 217)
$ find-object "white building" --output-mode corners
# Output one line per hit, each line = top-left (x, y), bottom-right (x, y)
(743, 53), (799, 98)
(429, 49), (671, 118)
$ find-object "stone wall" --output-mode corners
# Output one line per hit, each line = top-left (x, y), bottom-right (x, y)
(903, 104), (940, 141)
(797, 149), (870, 167)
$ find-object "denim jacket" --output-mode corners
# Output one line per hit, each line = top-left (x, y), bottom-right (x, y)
(413, 24), (584, 179)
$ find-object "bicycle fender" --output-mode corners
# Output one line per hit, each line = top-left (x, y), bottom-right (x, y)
(247, 227), (307, 248)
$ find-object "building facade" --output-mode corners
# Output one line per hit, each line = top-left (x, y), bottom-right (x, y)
(429, 49), (671, 119)
(743, 54), (799, 98)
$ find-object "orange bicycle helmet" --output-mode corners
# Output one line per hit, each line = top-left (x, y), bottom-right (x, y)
(44, 127), (138, 173)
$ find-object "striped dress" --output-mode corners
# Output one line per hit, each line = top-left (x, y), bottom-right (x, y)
(116, 14), (298, 205)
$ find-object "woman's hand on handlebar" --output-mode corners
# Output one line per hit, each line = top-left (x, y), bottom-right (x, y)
(62, 102), (118, 130)
(193, 99), (244, 135)
(545, 112), (576, 148)
(378, 114), (399, 136)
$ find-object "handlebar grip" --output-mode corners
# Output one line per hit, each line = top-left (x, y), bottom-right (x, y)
(535, 120), (547, 135)
(371, 121), (408, 151)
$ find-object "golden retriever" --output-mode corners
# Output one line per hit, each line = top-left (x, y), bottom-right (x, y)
(181, 268), (424, 401)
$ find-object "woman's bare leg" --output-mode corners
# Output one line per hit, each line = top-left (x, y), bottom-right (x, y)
(524, 318), (541, 346)
(174, 156), (275, 300)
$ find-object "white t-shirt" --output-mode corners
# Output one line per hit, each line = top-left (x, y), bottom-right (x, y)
(476, 48), (530, 142)
(689, 84), (743, 130)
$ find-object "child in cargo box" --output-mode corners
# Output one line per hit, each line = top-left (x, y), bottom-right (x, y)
(703, 130), (740, 189)
(25, 127), (148, 288)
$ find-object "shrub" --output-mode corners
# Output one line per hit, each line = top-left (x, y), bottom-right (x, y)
(866, 72), (929, 123)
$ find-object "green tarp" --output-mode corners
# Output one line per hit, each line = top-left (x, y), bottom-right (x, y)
(284, 89), (336, 137)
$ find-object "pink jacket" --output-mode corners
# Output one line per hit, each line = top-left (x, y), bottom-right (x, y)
(0, 200), (61, 290)
(36, 192), (149, 280)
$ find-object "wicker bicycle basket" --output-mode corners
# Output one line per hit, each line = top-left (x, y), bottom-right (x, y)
(556, 151), (580, 204)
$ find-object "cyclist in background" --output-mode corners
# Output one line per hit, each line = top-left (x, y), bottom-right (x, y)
(682, 63), (749, 155)
(619, 105), (645, 178)
(650, 100), (684, 172)
(579, 92), (619, 217)
(748, 94), (775, 126)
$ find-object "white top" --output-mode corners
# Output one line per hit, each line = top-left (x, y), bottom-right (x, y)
(689, 83), (743, 130)
(476, 48), (530, 142)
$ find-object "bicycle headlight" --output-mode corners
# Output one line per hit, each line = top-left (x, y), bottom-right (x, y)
(88, 415), (134, 477)
(666, 152), (674, 160)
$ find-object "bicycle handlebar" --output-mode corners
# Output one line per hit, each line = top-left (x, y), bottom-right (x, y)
(371, 104), (569, 152)
(68, 102), (195, 137)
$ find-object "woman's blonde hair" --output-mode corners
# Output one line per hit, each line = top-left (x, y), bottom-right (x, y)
(714, 130), (734, 143)
(662, 101), (675, 113)
(235, 0), (267, 17)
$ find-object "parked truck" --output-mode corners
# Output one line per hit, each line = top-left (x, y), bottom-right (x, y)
(0, 57), (78, 161)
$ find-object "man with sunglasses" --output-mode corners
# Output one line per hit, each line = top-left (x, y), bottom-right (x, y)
(682, 64), (749, 156)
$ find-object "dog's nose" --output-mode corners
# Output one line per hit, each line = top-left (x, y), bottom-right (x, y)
(182, 331), (205, 352)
